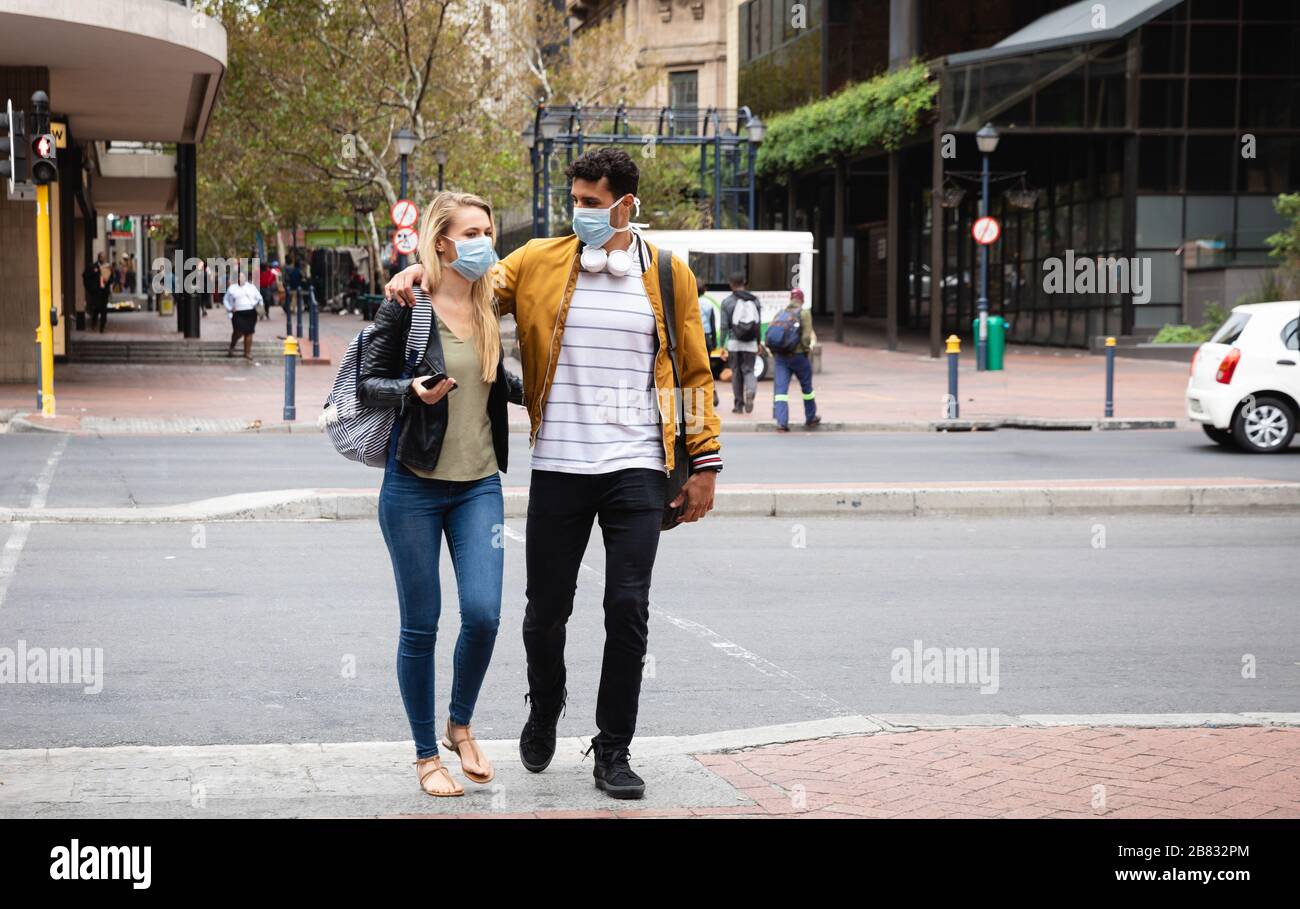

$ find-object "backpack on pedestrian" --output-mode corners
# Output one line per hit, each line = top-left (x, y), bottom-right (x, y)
(731, 296), (761, 342)
(765, 307), (802, 355)
(319, 301), (433, 467)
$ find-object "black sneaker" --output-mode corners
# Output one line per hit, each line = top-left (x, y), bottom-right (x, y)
(582, 737), (645, 800)
(519, 688), (566, 773)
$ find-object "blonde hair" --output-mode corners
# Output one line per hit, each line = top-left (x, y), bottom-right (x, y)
(415, 191), (501, 383)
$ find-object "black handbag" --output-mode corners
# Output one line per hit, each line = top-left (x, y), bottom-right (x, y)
(656, 246), (693, 531)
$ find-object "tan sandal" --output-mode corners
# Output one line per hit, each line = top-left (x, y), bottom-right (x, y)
(441, 720), (495, 784)
(414, 754), (464, 797)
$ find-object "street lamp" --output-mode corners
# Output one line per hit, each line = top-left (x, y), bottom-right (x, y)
(975, 122), (1000, 155)
(435, 148), (447, 192)
(393, 127), (418, 159)
(975, 122), (999, 371)
(539, 110), (563, 142)
(392, 127), (417, 268)
(741, 109), (764, 229)
(534, 107), (563, 238)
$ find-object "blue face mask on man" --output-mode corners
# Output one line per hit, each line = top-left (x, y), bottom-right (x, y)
(446, 235), (499, 281)
(572, 195), (638, 248)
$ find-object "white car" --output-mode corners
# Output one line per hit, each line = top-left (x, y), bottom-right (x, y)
(1186, 301), (1300, 453)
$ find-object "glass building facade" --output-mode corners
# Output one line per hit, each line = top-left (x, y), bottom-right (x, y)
(743, 0), (1300, 349)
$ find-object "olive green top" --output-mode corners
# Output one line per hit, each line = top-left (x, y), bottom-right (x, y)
(401, 314), (498, 481)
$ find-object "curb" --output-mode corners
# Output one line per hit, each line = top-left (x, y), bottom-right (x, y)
(229, 415), (1186, 434)
(0, 413), (1181, 435)
(7, 414), (74, 434)
(4, 482), (1298, 523)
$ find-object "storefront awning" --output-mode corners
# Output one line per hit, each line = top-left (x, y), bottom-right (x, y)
(947, 0), (1181, 66)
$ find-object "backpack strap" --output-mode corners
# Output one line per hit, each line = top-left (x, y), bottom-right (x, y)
(653, 244), (687, 447)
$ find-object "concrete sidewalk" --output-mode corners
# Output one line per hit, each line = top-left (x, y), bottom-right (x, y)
(0, 311), (1190, 433)
(3, 714), (1295, 819)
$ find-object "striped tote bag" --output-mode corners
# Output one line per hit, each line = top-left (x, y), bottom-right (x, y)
(319, 298), (433, 467)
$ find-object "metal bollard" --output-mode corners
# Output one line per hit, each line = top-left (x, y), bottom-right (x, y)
(34, 330), (42, 412)
(1104, 336), (1116, 418)
(295, 288), (304, 339)
(946, 334), (961, 420)
(309, 286), (320, 359)
(283, 335), (298, 421)
(285, 290), (292, 336)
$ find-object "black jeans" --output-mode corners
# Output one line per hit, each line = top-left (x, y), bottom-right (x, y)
(522, 467), (666, 751)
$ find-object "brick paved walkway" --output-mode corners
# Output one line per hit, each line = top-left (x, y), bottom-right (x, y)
(1, 312), (1188, 429)
(400, 726), (1300, 819)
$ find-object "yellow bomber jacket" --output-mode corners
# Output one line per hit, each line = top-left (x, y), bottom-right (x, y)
(490, 233), (722, 475)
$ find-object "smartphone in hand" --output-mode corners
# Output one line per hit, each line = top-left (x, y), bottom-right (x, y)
(420, 373), (456, 393)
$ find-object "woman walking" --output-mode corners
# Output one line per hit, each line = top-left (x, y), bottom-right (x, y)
(358, 191), (522, 797)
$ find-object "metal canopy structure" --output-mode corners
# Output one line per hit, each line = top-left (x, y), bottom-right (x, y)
(523, 103), (766, 239)
(946, 0), (1180, 66)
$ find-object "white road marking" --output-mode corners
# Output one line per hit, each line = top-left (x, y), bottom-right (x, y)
(0, 436), (67, 609)
(502, 524), (850, 714)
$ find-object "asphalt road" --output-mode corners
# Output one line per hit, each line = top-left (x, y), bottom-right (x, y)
(1, 514), (1296, 750)
(1, 427), (1297, 510)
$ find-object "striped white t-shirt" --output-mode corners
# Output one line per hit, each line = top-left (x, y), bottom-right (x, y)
(530, 236), (666, 475)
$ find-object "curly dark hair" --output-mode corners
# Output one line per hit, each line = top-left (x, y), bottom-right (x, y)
(564, 147), (639, 200)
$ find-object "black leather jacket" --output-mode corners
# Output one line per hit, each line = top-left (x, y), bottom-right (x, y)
(358, 298), (524, 473)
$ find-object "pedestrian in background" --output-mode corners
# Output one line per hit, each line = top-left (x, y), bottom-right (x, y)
(766, 287), (821, 432)
(284, 256), (304, 322)
(82, 254), (106, 333)
(696, 272), (720, 408)
(223, 271), (261, 359)
(258, 260), (278, 321)
(91, 252), (112, 332)
(720, 271), (762, 414)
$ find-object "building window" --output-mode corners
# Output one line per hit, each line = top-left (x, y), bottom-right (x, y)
(670, 70), (699, 136)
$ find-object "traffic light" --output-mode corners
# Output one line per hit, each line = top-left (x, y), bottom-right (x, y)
(0, 98), (28, 189)
(30, 131), (56, 184)
(28, 91), (55, 185)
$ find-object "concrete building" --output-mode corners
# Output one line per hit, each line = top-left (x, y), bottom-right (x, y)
(566, 0), (736, 111)
(0, 0), (226, 382)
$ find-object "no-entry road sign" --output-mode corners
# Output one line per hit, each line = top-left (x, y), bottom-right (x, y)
(391, 199), (418, 230)
(972, 216), (1001, 245)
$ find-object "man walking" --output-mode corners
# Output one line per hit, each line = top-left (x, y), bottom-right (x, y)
(720, 272), (762, 413)
(766, 287), (821, 431)
(384, 148), (722, 800)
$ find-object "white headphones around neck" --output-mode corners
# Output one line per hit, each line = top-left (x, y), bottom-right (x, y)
(580, 230), (647, 277)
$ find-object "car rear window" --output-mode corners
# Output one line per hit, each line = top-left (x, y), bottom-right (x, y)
(1210, 311), (1251, 345)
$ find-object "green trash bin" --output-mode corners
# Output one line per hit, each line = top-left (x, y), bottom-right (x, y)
(973, 315), (1010, 371)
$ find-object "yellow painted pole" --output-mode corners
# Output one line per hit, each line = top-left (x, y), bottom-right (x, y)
(35, 183), (55, 417)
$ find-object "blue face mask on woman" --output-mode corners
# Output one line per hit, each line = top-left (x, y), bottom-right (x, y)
(446, 235), (499, 281)
(572, 195), (636, 248)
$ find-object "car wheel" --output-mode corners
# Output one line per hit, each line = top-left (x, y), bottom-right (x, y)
(755, 349), (772, 382)
(1201, 424), (1235, 447)
(1231, 396), (1296, 453)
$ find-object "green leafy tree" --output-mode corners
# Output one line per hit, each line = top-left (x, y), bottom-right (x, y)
(1265, 192), (1300, 297)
